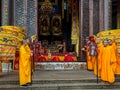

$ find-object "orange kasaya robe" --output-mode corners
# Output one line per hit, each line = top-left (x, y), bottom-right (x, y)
(94, 42), (103, 77)
(19, 44), (31, 85)
(85, 46), (93, 70)
(114, 42), (120, 75)
(0, 61), (2, 73)
(115, 55), (120, 75)
(108, 43), (117, 73)
(100, 46), (116, 83)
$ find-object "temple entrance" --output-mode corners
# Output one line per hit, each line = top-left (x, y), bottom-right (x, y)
(38, 0), (74, 53)
(36, 0), (78, 62)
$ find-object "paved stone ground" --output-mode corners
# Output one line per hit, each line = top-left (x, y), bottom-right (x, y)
(0, 70), (96, 81)
(0, 70), (120, 90)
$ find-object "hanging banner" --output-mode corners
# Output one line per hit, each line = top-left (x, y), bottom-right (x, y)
(71, 0), (79, 56)
(71, 0), (79, 44)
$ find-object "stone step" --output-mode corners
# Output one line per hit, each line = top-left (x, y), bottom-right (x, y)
(0, 70), (120, 89)
(0, 77), (120, 85)
(0, 82), (120, 90)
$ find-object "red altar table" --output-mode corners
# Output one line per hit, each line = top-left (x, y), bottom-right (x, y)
(34, 53), (77, 62)
(13, 52), (77, 70)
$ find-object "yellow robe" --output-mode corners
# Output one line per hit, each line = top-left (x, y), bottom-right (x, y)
(108, 44), (117, 73)
(19, 44), (31, 85)
(115, 55), (120, 75)
(100, 46), (116, 83)
(94, 42), (103, 77)
(85, 47), (93, 70)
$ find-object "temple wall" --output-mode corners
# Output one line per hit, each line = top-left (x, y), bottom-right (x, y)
(1, 0), (113, 63)
(79, 0), (111, 61)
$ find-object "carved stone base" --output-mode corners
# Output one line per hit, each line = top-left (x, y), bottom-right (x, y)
(35, 62), (86, 70)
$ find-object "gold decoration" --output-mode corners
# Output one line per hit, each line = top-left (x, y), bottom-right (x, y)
(40, 0), (54, 14)
(51, 15), (62, 36)
(39, 15), (50, 36)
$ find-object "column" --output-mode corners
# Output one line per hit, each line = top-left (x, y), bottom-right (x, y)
(79, 0), (83, 60)
(104, 0), (109, 30)
(99, 0), (104, 31)
(89, 0), (93, 35)
(2, 0), (10, 25)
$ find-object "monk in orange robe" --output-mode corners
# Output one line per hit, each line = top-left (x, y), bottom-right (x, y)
(85, 45), (93, 70)
(115, 52), (120, 75)
(108, 39), (117, 73)
(114, 42), (120, 75)
(19, 39), (32, 86)
(100, 39), (116, 84)
(94, 37), (103, 77)
(84, 37), (93, 70)
(88, 36), (97, 71)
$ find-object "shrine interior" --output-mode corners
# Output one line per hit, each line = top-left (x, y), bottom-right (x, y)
(37, 0), (75, 54)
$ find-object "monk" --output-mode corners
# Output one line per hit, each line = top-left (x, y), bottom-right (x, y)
(88, 36), (97, 71)
(84, 37), (93, 70)
(108, 39), (116, 73)
(94, 37), (103, 77)
(100, 39), (116, 84)
(113, 40), (120, 75)
(115, 50), (120, 75)
(19, 39), (32, 86)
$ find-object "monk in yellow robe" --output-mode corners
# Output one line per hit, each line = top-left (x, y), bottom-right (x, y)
(85, 45), (93, 70)
(94, 37), (103, 77)
(114, 42), (120, 75)
(88, 36), (97, 71)
(100, 39), (116, 84)
(108, 39), (116, 73)
(84, 37), (93, 70)
(19, 39), (31, 86)
(115, 51), (120, 74)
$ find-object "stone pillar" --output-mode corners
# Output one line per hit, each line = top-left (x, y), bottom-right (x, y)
(89, 0), (93, 35)
(14, 0), (26, 28)
(99, 0), (104, 31)
(14, 0), (36, 37)
(27, 0), (37, 37)
(1, 0), (10, 25)
(79, 0), (83, 60)
(104, 0), (112, 30)
(79, 0), (89, 61)
(93, 0), (99, 34)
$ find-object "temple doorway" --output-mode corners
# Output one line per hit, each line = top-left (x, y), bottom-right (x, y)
(36, 0), (78, 62)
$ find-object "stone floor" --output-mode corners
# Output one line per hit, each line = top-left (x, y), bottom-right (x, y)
(0, 70), (95, 81)
(0, 70), (120, 90)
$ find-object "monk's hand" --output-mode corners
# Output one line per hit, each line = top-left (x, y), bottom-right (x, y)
(31, 51), (33, 56)
(81, 48), (85, 51)
(110, 62), (113, 65)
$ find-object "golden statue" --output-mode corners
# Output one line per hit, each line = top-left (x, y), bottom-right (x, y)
(52, 15), (62, 36)
(39, 15), (50, 35)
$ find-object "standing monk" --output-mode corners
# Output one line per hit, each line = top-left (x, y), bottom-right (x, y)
(94, 37), (103, 77)
(84, 37), (93, 70)
(19, 39), (32, 86)
(88, 36), (98, 71)
(108, 39), (116, 73)
(115, 49), (120, 75)
(100, 39), (116, 84)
